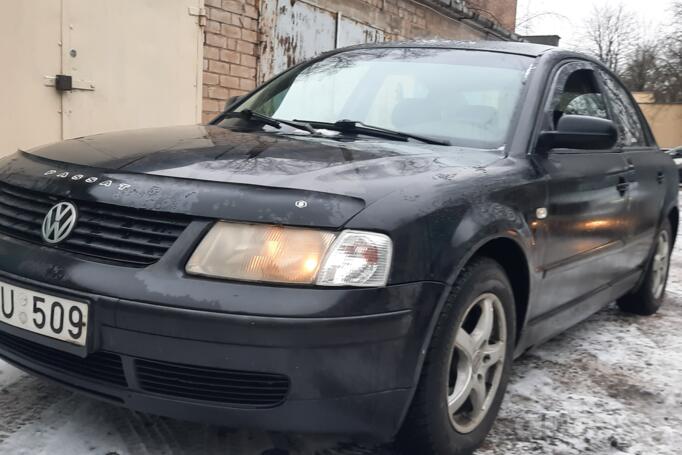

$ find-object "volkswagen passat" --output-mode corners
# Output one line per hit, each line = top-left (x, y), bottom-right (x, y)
(0, 41), (677, 454)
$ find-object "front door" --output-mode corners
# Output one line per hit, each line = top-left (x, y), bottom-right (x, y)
(532, 61), (631, 318)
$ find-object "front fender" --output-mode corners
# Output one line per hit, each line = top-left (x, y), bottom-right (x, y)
(431, 205), (535, 284)
(423, 173), (543, 285)
(345, 161), (545, 286)
(347, 162), (548, 432)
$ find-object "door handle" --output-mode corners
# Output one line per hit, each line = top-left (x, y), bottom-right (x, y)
(616, 176), (630, 196)
(657, 171), (665, 184)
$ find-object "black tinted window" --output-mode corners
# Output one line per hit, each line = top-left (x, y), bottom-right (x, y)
(549, 68), (609, 129)
(599, 71), (646, 147)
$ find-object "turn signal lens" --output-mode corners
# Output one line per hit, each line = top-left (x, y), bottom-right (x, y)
(186, 223), (392, 287)
(316, 230), (393, 287)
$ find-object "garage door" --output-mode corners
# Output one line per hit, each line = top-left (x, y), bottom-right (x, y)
(259, 0), (385, 82)
(0, 0), (204, 157)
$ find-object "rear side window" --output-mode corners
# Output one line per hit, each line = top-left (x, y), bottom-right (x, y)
(547, 65), (609, 130)
(599, 71), (646, 147)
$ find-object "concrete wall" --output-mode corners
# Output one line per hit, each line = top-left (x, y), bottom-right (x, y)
(466, 0), (517, 31)
(639, 103), (682, 148)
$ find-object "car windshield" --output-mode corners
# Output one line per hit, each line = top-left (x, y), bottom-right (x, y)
(229, 48), (533, 149)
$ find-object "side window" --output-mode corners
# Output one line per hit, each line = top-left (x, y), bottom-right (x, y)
(599, 70), (646, 147)
(548, 67), (609, 130)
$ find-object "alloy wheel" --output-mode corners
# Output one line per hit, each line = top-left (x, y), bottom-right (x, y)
(652, 230), (670, 299)
(447, 293), (507, 433)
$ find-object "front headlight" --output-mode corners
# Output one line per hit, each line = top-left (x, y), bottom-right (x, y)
(186, 222), (392, 287)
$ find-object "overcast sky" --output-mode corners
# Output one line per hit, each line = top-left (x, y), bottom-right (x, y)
(516, 0), (677, 49)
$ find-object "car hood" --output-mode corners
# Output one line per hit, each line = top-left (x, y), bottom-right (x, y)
(25, 125), (503, 202)
(7, 125), (502, 228)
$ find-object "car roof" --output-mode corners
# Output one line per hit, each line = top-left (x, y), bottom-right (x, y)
(326, 40), (557, 58)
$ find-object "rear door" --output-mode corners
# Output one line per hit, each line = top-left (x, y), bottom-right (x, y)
(533, 61), (631, 316)
(597, 69), (670, 271)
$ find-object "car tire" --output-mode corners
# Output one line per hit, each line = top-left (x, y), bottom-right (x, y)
(397, 257), (516, 455)
(617, 219), (673, 316)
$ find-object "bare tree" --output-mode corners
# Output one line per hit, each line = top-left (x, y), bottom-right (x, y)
(581, 3), (638, 75)
(621, 41), (660, 92)
(515, 0), (569, 37)
(653, 1), (682, 102)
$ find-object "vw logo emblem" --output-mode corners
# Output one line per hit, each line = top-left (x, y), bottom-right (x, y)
(41, 202), (78, 244)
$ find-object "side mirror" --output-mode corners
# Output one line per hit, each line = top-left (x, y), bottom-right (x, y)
(224, 95), (244, 111)
(537, 115), (618, 153)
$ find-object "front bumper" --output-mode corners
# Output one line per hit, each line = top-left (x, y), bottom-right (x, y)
(0, 232), (445, 438)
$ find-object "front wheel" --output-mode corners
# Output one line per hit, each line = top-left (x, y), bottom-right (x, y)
(398, 257), (516, 455)
(617, 219), (673, 315)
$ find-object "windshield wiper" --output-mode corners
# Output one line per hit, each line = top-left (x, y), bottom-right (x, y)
(221, 110), (318, 134)
(293, 119), (450, 146)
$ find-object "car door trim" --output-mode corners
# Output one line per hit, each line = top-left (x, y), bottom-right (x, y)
(527, 266), (641, 327)
(540, 239), (624, 276)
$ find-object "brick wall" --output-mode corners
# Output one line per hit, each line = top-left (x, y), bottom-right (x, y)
(202, 0), (259, 123)
(312, 0), (498, 41)
(465, 0), (517, 32)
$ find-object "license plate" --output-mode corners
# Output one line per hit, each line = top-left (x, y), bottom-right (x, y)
(0, 280), (88, 346)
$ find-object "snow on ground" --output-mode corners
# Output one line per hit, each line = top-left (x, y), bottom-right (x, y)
(0, 360), (23, 390)
(1, 248), (681, 454)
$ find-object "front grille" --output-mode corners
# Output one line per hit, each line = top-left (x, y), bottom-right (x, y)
(0, 330), (127, 387)
(136, 358), (290, 407)
(0, 181), (191, 266)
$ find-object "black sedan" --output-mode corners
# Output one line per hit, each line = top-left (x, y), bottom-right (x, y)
(0, 41), (677, 454)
